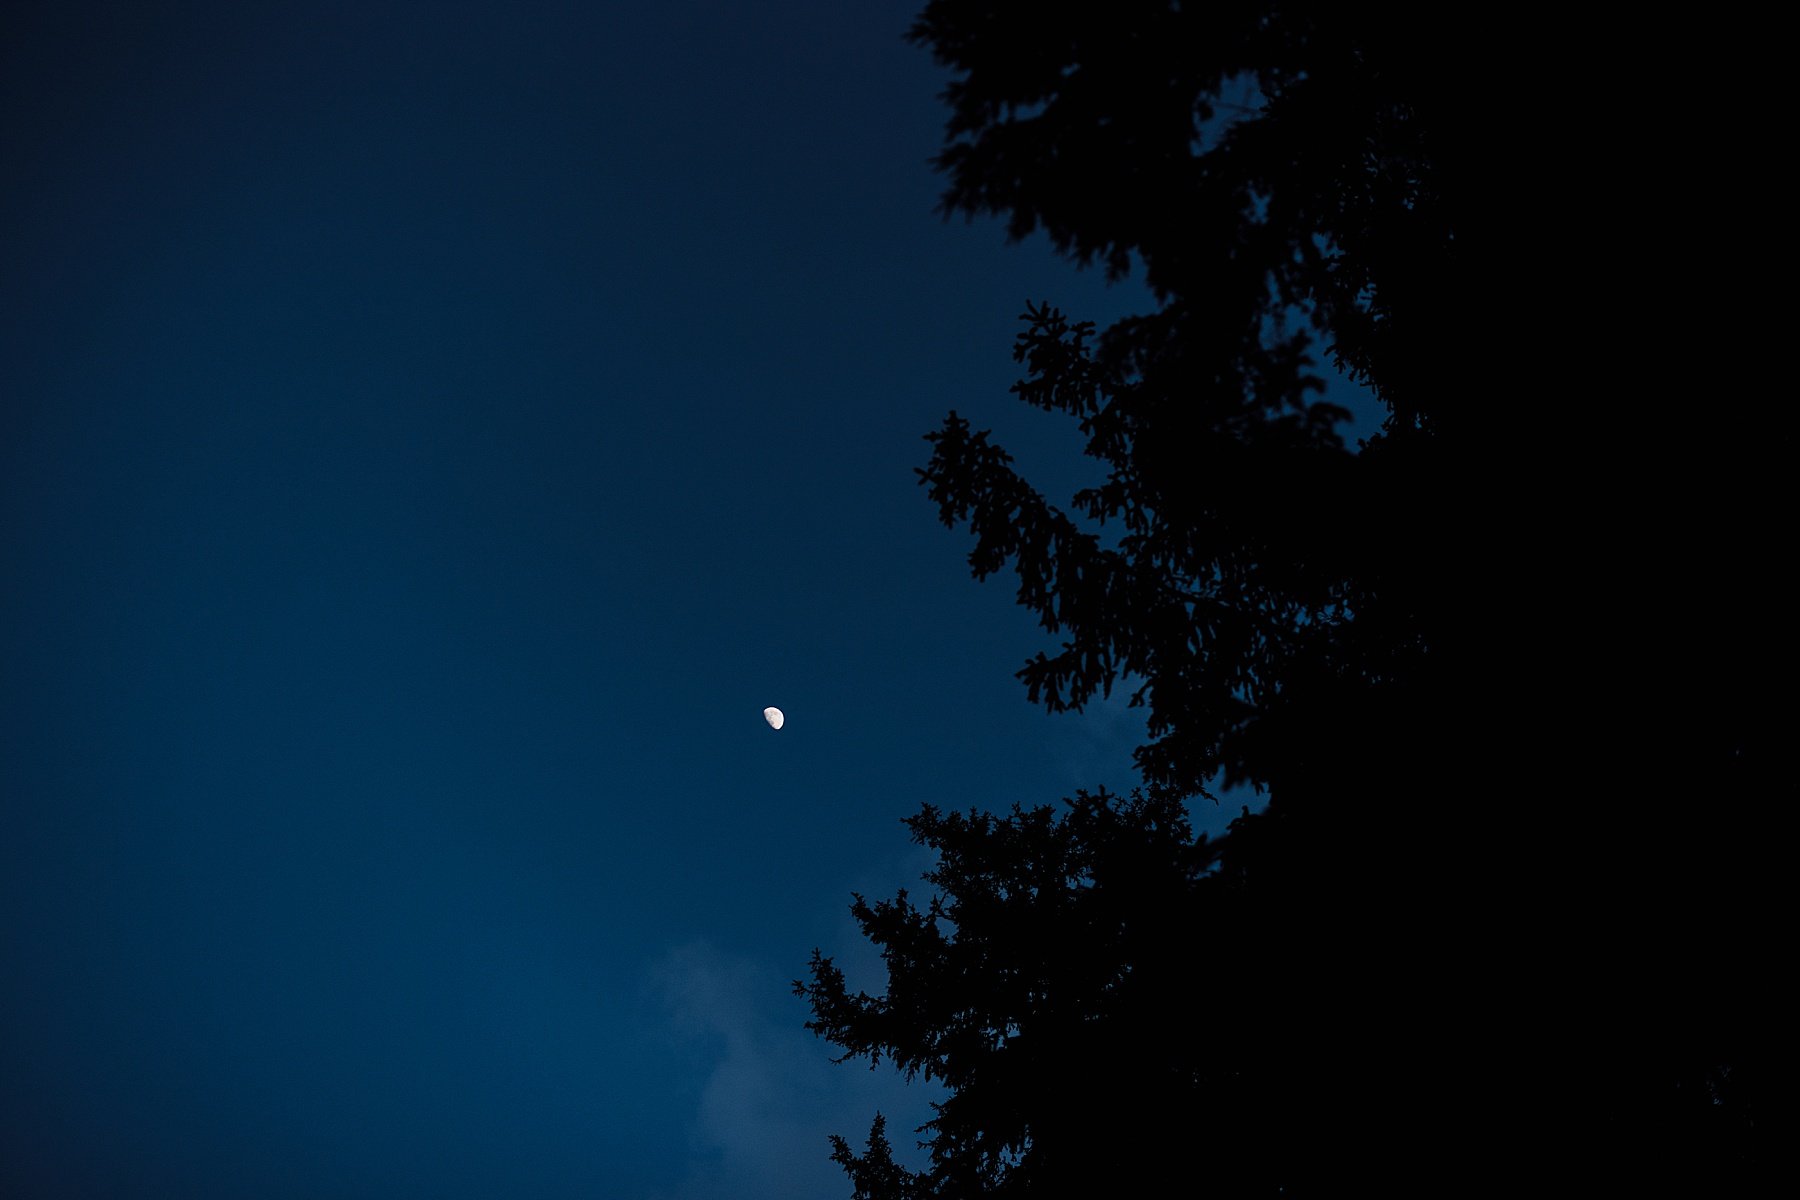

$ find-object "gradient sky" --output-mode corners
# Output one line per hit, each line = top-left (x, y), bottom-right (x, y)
(1, 4), (1354, 1197)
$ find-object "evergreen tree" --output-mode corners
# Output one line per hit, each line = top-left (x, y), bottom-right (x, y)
(801, 4), (1771, 1193)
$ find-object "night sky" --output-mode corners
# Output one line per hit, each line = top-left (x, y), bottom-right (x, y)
(2, 4), (1357, 1196)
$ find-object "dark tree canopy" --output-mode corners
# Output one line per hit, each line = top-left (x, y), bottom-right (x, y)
(912, 0), (1467, 803)
(801, 790), (1359, 1197)
(801, 3), (1772, 1195)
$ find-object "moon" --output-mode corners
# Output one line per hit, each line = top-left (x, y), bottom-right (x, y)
(762, 706), (784, 731)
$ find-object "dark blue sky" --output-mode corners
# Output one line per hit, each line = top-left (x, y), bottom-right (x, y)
(1, 4), (1354, 1196)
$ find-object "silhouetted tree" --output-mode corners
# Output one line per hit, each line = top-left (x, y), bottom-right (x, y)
(801, 791), (1316, 1197)
(802, 2), (1771, 1194)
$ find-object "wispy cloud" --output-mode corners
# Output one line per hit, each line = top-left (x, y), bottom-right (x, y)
(645, 940), (938, 1200)
(1041, 683), (1151, 797)
(1040, 685), (1268, 838)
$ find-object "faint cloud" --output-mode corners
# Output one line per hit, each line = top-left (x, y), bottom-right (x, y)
(1043, 683), (1150, 795)
(1039, 686), (1267, 838)
(644, 941), (937, 1200)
